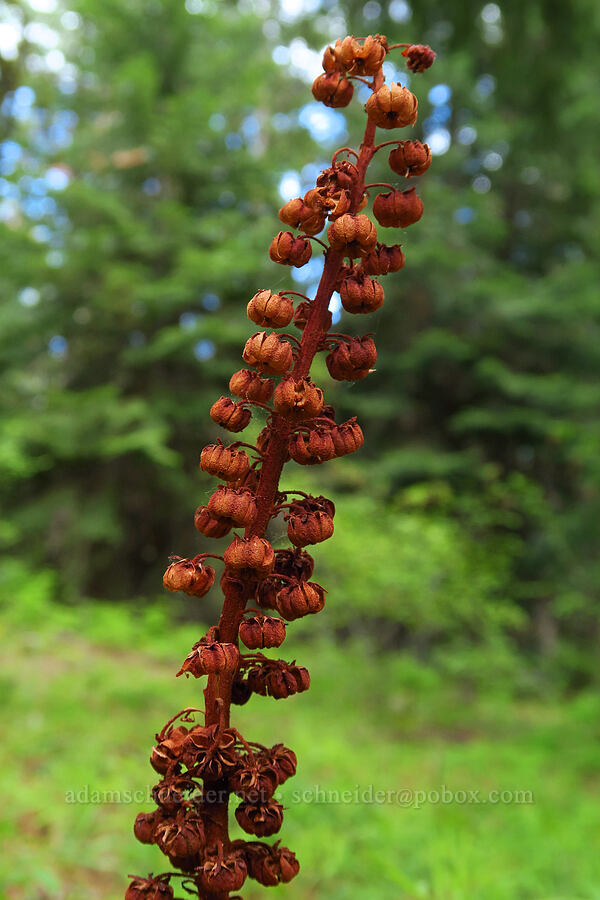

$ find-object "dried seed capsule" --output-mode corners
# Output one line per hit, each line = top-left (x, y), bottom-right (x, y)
(200, 443), (250, 482)
(269, 231), (312, 267)
(243, 332), (294, 375)
(340, 271), (384, 314)
(273, 377), (324, 420)
(327, 213), (377, 257)
(194, 505), (232, 539)
(210, 396), (252, 432)
(150, 725), (188, 774)
(247, 664), (269, 695)
(155, 811), (205, 860)
(277, 846), (301, 882)
(331, 417), (365, 456)
(289, 427), (336, 465)
(133, 810), (161, 844)
(366, 83), (418, 129)
(317, 160), (359, 193)
(279, 198), (325, 235)
(266, 664), (310, 699)
(267, 743), (298, 783)
(239, 615), (287, 650)
(274, 548), (315, 581)
(336, 33), (387, 75)
(230, 756), (279, 802)
(326, 336), (377, 381)
(231, 675), (253, 705)
(163, 557), (215, 598)
(255, 577), (281, 610)
(322, 43), (344, 73)
(229, 368), (274, 402)
(224, 535), (275, 579)
(177, 641), (240, 678)
(373, 187), (424, 228)
(182, 725), (238, 780)
(125, 876), (174, 900)
(287, 510), (334, 547)
(247, 289), (294, 328)
(235, 798), (284, 836)
(208, 485), (258, 527)
(361, 242), (405, 275)
(402, 43), (436, 73)
(275, 581), (325, 620)
(197, 849), (247, 893)
(312, 72), (354, 108)
(388, 140), (432, 177)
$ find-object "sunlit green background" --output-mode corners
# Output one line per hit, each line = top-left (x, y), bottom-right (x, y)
(1, 0), (599, 897)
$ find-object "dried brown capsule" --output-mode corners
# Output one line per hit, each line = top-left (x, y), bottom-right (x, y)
(269, 231), (312, 267)
(317, 160), (359, 193)
(267, 743), (298, 784)
(287, 510), (334, 547)
(247, 289), (294, 328)
(273, 377), (324, 420)
(177, 641), (240, 678)
(373, 187), (424, 228)
(366, 83), (418, 129)
(326, 336), (377, 381)
(266, 664), (311, 699)
(198, 848), (247, 893)
(194, 505), (232, 539)
(208, 485), (258, 528)
(150, 725), (188, 774)
(388, 140), (432, 177)
(279, 198), (325, 235)
(200, 443), (250, 482)
(229, 368), (274, 402)
(163, 557), (215, 598)
(402, 43), (436, 73)
(236, 798), (284, 836)
(155, 811), (204, 861)
(275, 581), (325, 620)
(243, 331), (294, 375)
(230, 756), (280, 802)
(246, 843), (300, 885)
(274, 548), (315, 581)
(340, 270), (384, 314)
(231, 675), (253, 705)
(327, 213), (377, 257)
(331, 417), (365, 456)
(125, 876), (174, 900)
(322, 43), (345, 73)
(289, 427), (336, 465)
(336, 34), (387, 75)
(239, 614), (287, 650)
(361, 242), (406, 275)
(210, 396), (252, 432)
(181, 725), (238, 780)
(133, 810), (161, 844)
(312, 72), (354, 108)
(224, 535), (275, 579)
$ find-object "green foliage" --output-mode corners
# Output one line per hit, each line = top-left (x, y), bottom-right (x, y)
(2, 594), (600, 898)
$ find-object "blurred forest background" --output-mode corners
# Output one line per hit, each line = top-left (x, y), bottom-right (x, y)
(1, 0), (599, 898)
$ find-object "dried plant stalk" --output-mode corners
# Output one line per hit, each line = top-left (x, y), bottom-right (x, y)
(126, 32), (435, 900)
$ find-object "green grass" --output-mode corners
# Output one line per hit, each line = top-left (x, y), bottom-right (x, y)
(1, 594), (599, 899)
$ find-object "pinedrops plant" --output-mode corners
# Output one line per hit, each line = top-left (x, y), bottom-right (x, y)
(126, 33), (435, 900)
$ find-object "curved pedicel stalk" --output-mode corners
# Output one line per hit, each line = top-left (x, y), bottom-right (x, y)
(126, 33), (435, 900)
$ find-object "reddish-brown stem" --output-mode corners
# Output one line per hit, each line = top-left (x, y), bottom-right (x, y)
(198, 65), (384, 871)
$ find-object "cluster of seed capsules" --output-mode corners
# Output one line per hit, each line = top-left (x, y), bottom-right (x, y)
(127, 33), (434, 900)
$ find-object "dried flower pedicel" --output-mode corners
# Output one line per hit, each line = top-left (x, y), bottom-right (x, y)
(127, 29), (435, 898)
